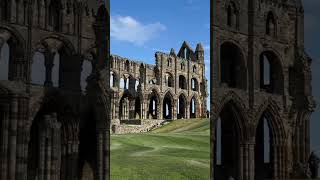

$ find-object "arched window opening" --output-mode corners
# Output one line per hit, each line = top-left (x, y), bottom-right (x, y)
(191, 78), (199, 91)
(177, 95), (186, 119)
(23, 1), (27, 24)
(1, 0), (10, 21)
(165, 73), (174, 87)
(0, 42), (10, 80)
(190, 97), (197, 118)
(226, 2), (238, 29)
(49, 0), (62, 31)
(184, 49), (188, 59)
(227, 5), (233, 26)
(119, 95), (130, 120)
(167, 59), (170, 67)
(110, 72), (118, 88)
(125, 60), (130, 72)
(148, 90), (158, 119)
(135, 80), (139, 91)
(179, 75), (187, 90)
(214, 103), (241, 179)
(259, 51), (283, 94)
(120, 77), (125, 89)
(149, 79), (156, 85)
(193, 65), (197, 73)
(181, 63), (185, 70)
(163, 93), (173, 120)
(266, 12), (276, 36)
(220, 42), (246, 89)
(37, 0), (41, 25)
(125, 77), (129, 89)
(255, 115), (273, 179)
(80, 60), (92, 92)
(31, 52), (46, 85)
(134, 97), (141, 119)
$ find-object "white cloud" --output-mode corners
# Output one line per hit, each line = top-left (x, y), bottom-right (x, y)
(111, 15), (166, 46)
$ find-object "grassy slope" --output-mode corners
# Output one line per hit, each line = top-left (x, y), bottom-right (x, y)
(110, 119), (210, 180)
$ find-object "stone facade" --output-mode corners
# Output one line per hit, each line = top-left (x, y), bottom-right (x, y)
(210, 0), (316, 179)
(0, 0), (110, 180)
(110, 41), (208, 123)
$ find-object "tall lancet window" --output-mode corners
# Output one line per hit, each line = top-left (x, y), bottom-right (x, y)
(266, 12), (276, 37)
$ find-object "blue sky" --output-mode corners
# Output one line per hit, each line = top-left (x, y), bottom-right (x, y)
(304, 0), (320, 152)
(110, 0), (210, 79)
(110, 0), (320, 151)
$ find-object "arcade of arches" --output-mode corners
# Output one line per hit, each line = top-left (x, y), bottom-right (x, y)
(211, 0), (316, 179)
(0, 0), (110, 179)
(109, 42), (208, 122)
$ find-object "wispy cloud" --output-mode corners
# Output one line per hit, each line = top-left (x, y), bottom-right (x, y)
(111, 15), (166, 46)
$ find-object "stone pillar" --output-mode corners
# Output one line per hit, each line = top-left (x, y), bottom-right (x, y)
(272, 143), (279, 179)
(8, 97), (18, 180)
(103, 130), (109, 180)
(38, 125), (46, 180)
(16, 98), (28, 180)
(0, 103), (9, 180)
(186, 102), (190, 119)
(129, 99), (135, 119)
(52, 113), (62, 180)
(172, 99), (177, 120)
(96, 131), (103, 180)
(44, 52), (55, 87)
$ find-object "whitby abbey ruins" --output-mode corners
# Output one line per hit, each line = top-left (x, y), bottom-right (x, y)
(109, 42), (208, 133)
(210, 0), (316, 179)
(0, 0), (110, 179)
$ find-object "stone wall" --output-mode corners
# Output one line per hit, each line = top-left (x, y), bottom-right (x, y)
(111, 119), (167, 134)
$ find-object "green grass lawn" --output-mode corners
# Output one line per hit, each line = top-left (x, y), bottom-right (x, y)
(110, 118), (210, 180)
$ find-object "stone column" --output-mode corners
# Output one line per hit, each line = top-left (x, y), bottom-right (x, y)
(52, 113), (62, 180)
(8, 97), (18, 180)
(186, 102), (190, 119)
(96, 131), (103, 180)
(129, 99), (135, 119)
(272, 143), (279, 179)
(38, 125), (46, 180)
(172, 99), (177, 120)
(103, 130), (110, 180)
(16, 98), (28, 180)
(0, 103), (9, 180)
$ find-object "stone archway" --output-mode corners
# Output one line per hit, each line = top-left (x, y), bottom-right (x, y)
(177, 93), (187, 119)
(189, 96), (198, 118)
(214, 100), (247, 180)
(254, 101), (287, 179)
(220, 42), (246, 90)
(148, 89), (160, 119)
(162, 91), (174, 120)
(259, 50), (284, 95)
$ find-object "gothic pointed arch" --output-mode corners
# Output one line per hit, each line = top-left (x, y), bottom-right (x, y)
(220, 41), (247, 89)
(259, 50), (284, 95)
(162, 90), (175, 120)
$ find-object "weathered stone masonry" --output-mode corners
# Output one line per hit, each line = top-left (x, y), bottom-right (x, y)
(210, 0), (316, 179)
(109, 41), (209, 123)
(0, 0), (110, 179)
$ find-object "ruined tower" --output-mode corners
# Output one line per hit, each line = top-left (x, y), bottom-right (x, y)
(210, 0), (316, 179)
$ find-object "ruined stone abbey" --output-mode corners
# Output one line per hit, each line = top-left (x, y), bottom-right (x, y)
(0, 0), (110, 179)
(210, 0), (316, 179)
(110, 42), (208, 123)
